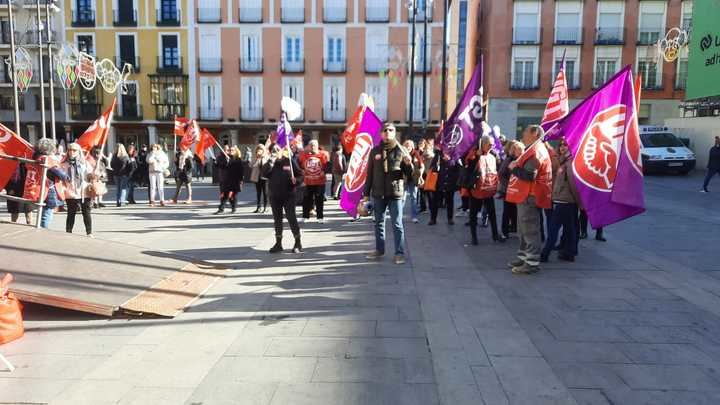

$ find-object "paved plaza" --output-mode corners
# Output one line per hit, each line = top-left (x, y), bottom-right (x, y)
(1, 173), (720, 405)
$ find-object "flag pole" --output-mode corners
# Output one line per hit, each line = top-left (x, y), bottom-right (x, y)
(212, 136), (230, 160)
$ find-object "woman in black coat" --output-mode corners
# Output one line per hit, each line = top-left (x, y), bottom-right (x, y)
(428, 149), (462, 225)
(215, 146), (245, 214)
(173, 149), (194, 204)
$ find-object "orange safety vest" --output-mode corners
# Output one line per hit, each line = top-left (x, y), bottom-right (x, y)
(470, 152), (498, 200)
(505, 142), (552, 209)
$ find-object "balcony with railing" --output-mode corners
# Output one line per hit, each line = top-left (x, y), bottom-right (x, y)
(510, 72), (540, 90)
(69, 102), (101, 120)
(239, 6), (263, 22)
(412, 58), (432, 73)
(281, 7), (305, 22)
(555, 26), (582, 44)
(240, 106), (263, 121)
(156, 9), (181, 26)
(156, 56), (183, 74)
(595, 27), (624, 45)
(72, 10), (95, 27)
(198, 58), (222, 73)
(323, 5), (346, 22)
(323, 107), (346, 123)
(239, 57), (263, 73)
(156, 104), (185, 121)
(115, 56), (140, 73)
(281, 58), (305, 73)
(513, 26), (540, 45)
(116, 104), (143, 121)
(113, 9), (137, 26)
(199, 107), (223, 121)
(197, 7), (221, 22)
(365, 5), (389, 22)
(407, 107), (430, 122)
(323, 58), (346, 73)
(638, 29), (663, 45)
(365, 57), (388, 73)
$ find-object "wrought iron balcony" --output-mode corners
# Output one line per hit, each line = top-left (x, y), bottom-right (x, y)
(115, 56), (140, 73)
(69, 102), (102, 120)
(156, 104), (185, 121)
(239, 7), (263, 22)
(113, 9), (138, 26)
(281, 7), (304, 23)
(555, 27), (582, 45)
(197, 7), (221, 23)
(512, 27), (540, 45)
(156, 56), (183, 74)
(323, 107), (346, 123)
(116, 104), (143, 121)
(199, 107), (223, 121)
(72, 10), (95, 27)
(156, 9), (181, 26)
(595, 27), (625, 45)
(240, 106), (264, 122)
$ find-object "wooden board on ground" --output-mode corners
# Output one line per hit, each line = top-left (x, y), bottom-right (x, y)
(0, 222), (227, 317)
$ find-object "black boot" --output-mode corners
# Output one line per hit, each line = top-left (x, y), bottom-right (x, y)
(595, 228), (606, 242)
(230, 198), (237, 214)
(254, 205), (261, 213)
(269, 238), (283, 253)
(215, 196), (227, 214)
(292, 237), (303, 253)
(470, 227), (478, 246)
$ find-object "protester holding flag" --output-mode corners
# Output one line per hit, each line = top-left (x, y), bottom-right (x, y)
(419, 139), (435, 213)
(363, 123), (413, 265)
(506, 125), (553, 275)
(147, 144), (169, 207)
(173, 149), (194, 204)
(299, 140), (329, 223)
(29, 139), (69, 229)
(467, 135), (502, 245)
(111, 144), (132, 207)
(62, 143), (94, 237)
(540, 138), (581, 263)
(330, 144), (346, 200)
(264, 145), (304, 254)
(428, 150), (461, 226)
(249, 144), (269, 213)
(215, 146), (244, 214)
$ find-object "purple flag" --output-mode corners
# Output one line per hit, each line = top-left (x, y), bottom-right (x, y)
(554, 65), (645, 229)
(339, 108), (383, 217)
(275, 112), (292, 148)
(440, 58), (484, 162)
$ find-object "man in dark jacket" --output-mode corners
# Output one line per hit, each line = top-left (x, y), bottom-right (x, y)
(702, 136), (720, 193)
(264, 145), (304, 253)
(362, 123), (413, 265)
(428, 151), (461, 225)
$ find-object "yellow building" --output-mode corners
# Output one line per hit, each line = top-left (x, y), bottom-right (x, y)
(64, 0), (190, 150)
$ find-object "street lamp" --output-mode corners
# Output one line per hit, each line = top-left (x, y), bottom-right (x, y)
(407, 0), (433, 140)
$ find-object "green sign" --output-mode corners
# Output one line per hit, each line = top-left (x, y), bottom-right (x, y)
(686, 0), (720, 100)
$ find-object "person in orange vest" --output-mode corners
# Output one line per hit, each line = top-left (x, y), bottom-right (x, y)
(505, 125), (553, 274)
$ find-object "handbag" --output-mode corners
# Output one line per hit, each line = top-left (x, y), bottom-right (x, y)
(424, 170), (439, 192)
(0, 274), (23, 345)
(163, 169), (171, 178)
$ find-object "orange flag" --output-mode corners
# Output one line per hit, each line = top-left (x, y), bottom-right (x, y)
(340, 106), (366, 155)
(195, 128), (216, 164)
(634, 73), (642, 107)
(0, 122), (34, 190)
(77, 98), (116, 153)
(180, 119), (200, 151)
(174, 116), (189, 137)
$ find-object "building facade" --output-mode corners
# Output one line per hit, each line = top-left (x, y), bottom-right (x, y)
(468, 0), (692, 138)
(58, 0), (443, 152)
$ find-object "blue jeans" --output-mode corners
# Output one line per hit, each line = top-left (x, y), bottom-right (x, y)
(541, 202), (579, 258)
(404, 183), (419, 219)
(128, 179), (136, 202)
(116, 175), (129, 204)
(40, 207), (54, 229)
(703, 168), (719, 191)
(372, 197), (405, 256)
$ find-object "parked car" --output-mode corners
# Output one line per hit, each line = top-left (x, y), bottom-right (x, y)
(640, 126), (696, 175)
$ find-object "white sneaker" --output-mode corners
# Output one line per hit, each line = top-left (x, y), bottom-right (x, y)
(701, 189), (709, 193)
(318, 218), (325, 223)
(412, 218), (419, 223)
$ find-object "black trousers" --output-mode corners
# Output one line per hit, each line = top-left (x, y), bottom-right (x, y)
(430, 190), (455, 222)
(579, 210), (604, 238)
(461, 196), (470, 211)
(255, 179), (268, 209)
(501, 201), (517, 236)
(219, 191), (237, 210)
(419, 190), (429, 211)
(303, 184), (325, 219)
(66, 198), (92, 235)
(469, 197), (499, 242)
(271, 196), (300, 239)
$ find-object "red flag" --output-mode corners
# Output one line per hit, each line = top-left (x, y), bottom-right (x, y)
(634, 73), (642, 107)
(180, 119), (200, 151)
(340, 106), (366, 154)
(77, 98), (116, 153)
(292, 130), (304, 149)
(541, 56), (569, 131)
(0, 123), (34, 190)
(195, 128), (216, 164)
(174, 116), (189, 137)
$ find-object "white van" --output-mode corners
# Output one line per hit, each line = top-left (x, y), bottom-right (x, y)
(640, 126), (696, 175)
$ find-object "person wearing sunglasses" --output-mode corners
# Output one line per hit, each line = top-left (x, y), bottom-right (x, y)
(362, 123), (414, 265)
(61, 143), (94, 237)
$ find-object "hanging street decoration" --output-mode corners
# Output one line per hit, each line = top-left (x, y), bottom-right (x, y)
(78, 52), (97, 90)
(54, 43), (80, 90)
(5, 47), (34, 94)
(95, 58), (123, 93)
